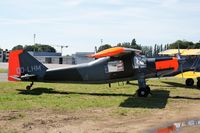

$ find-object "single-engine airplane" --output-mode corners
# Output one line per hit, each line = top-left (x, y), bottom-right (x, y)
(8, 47), (182, 97)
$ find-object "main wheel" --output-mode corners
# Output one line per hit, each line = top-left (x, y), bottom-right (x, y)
(137, 87), (150, 97)
(185, 78), (194, 87)
(197, 80), (200, 88)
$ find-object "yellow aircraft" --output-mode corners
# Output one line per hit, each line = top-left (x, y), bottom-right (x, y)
(159, 49), (200, 87)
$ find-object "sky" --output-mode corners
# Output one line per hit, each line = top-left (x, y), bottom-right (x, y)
(0, 0), (200, 55)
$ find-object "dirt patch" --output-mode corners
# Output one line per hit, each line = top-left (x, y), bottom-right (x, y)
(1, 103), (200, 133)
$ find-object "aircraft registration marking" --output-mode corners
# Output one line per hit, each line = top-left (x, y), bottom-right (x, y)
(16, 65), (42, 74)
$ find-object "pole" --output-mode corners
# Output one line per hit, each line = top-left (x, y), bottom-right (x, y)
(101, 39), (103, 45)
(33, 34), (36, 52)
(61, 46), (63, 55)
(33, 34), (36, 45)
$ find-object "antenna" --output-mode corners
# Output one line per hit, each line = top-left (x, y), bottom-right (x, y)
(33, 34), (36, 45)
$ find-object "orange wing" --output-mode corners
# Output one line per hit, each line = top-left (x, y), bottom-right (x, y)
(89, 47), (141, 58)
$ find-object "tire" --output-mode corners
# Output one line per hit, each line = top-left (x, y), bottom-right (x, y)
(137, 87), (149, 97)
(197, 80), (200, 88)
(185, 78), (194, 87)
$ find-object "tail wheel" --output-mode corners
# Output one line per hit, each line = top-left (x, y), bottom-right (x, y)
(185, 78), (194, 87)
(137, 86), (150, 97)
(26, 81), (34, 90)
(197, 80), (200, 88)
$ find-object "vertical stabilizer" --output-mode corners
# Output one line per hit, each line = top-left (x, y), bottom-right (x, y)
(8, 50), (47, 81)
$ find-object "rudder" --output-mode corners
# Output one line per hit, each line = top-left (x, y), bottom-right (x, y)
(8, 50), (47, 81)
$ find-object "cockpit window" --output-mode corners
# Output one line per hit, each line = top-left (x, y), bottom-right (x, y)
(134, 55), (146, 68)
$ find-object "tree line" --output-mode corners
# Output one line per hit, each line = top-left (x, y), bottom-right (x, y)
(11, 39), (200, 57)
(97, 39), (200, 57)
(12, 44), (56, 53)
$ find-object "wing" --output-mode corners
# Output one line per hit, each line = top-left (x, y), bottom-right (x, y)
(88, 47), (142, 58)
(158, 49), (184, 55)
(181, 49), (200, 55)
(159, 49), (200, 56)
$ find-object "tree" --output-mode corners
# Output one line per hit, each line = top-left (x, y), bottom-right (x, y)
(168, 40), (194, 49)
(131, 39), (137, 46)
(141, 46), (153, 57)
(24, 43), (56, 52)
(120, 42), (132, 48)
(194, 42), (200, 48)
(154, 44), (157, 56)
(116, 38), (141, 50)
(97, 44), (112, 52)
(131, 38), (141, 50)
(12, 44), (56, 52)
(12, 45), (23, 50)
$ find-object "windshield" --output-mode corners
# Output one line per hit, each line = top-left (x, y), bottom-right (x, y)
(134, 55), (147, 68)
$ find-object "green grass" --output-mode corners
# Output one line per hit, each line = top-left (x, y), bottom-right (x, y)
(1, 78), (200, 116)
(0, 68), (7, 73)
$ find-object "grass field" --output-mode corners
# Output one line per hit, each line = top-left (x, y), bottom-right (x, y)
(1, 78), (200, 116)
(1, 78), (200, 132)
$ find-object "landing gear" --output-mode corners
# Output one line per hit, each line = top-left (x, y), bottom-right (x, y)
(137, 78), (151, 97)
(137, 86), (151, 97)
(26, 81), (34, 90)
(185, 78), (194, 87)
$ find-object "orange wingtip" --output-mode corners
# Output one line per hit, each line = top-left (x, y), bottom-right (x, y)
(88, 47), (125, 58)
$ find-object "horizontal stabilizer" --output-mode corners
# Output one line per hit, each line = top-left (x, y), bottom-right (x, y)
(9, 74), (36, 81)
(9, 75), (21, 81)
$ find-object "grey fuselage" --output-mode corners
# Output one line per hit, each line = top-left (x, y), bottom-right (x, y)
(42, 54), (160, 84)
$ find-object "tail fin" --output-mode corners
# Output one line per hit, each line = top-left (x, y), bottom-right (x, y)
(8, 50), (47, 81)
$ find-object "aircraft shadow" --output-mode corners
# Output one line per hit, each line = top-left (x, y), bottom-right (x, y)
(120, 90), (170, 109)
(127, 82), (172, 87)
(161, 81), (198, 89)
(17, 88), (200, 109)
(17, 88), (133, 97)
(169, 96), (200, 100)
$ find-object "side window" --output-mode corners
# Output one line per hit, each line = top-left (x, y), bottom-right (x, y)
(133, 55), (146, 68)
(106, 60), (124, 73)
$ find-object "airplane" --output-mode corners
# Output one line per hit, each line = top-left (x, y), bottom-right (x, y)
(8, 47), (184, 97)
(159, 49), (200, 88)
